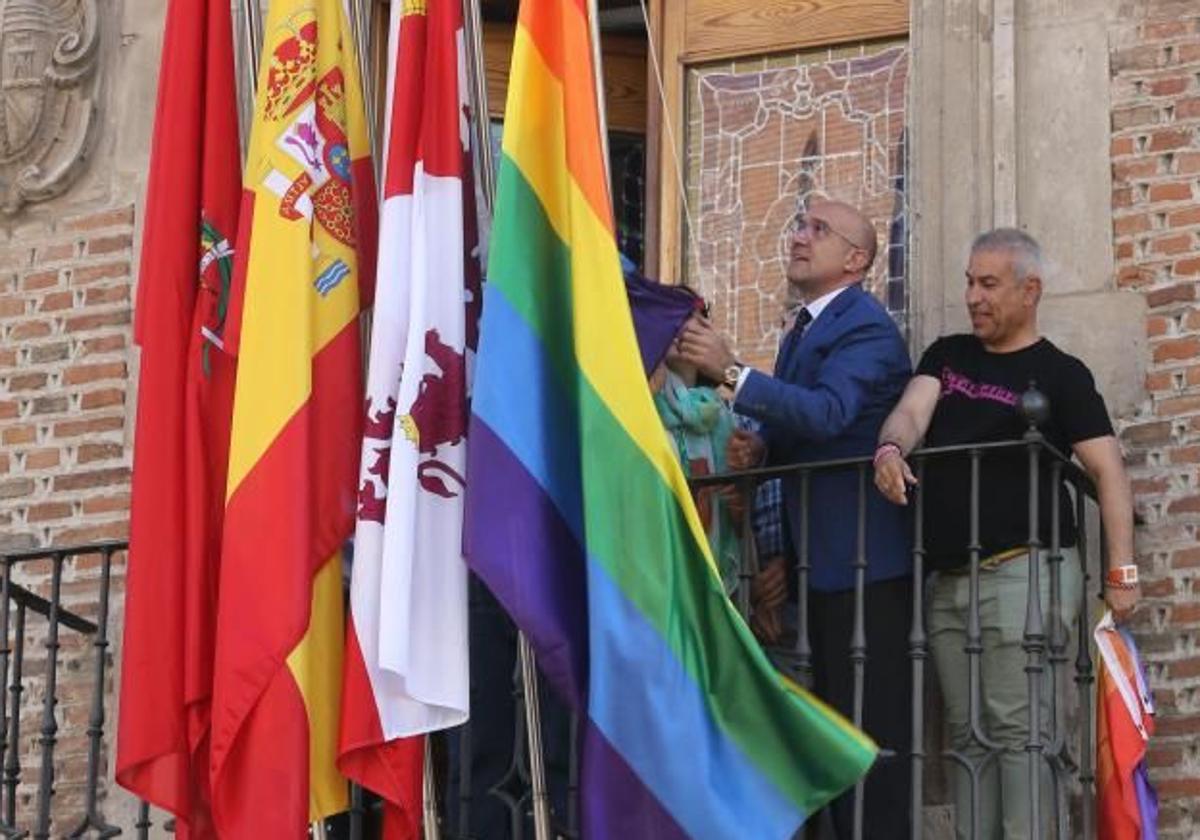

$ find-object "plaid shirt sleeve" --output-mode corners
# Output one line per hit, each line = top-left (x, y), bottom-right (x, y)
(752, 478), (785, 559)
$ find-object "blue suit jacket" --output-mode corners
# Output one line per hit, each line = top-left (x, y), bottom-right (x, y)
(735, 284), (912, 591)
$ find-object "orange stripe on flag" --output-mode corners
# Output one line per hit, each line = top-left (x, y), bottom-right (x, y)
(516, 0), (612, 232)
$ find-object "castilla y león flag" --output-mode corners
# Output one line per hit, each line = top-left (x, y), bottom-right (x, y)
(208, 0), (377, 833)
(339, 0), (479, 830)
(117, 0), (241, 835)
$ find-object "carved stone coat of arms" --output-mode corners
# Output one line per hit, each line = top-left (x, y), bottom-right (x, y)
(0, 0), (99, 215)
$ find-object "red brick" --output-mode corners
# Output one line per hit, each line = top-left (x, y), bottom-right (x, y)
(62, 362), (126, 386)
(1112, 45), (1164, 72)
(1173, 256), (1200, 276)
(1149, 76), (1190, 96)
(1113, 155), (1160, 180)
(1153, 232), (1194, 255)
(52, 521), (129, 545)
(1122, 420), (1174, 445)
(1149, 182), (1194, 202)
(1116, 241), (1135, 260)
(30, 395), (68, 415)
(1154, 336), (1200, 362)
(0, 477), (34, 500)
(1113, 104), (1161, 130)
(7, 372), (47, 391)
(63, 309), (130, 333)
(78, 388), (125, 410)
(1172, 546), (1200, 568)
(83, 284), (129, 307)
(1150, 129), (1194, 152)
(0, 348), (15, 368)
(1112, 186), (1134, 208)
(1113, 137), (1136, 157)
(1172, 602), (1200, 624)
(1115, 213), (1152, 236)
(1157, 394), (1200, 414)
(1179, 151), (1200, 174)
(1, 424), (35, 446)
(85, 234), (132, 257)
(1133, 476), (1170, 494)
(69, 262), (129, 286)
(52, 416), (122, 439)
(20, 270), (60, 291)
(24, 448), (60, 470)
(1169, 206), (1200, 227)
(1157, 777), (1200, 798)
(0, 400), (17, 420)
(1143, 20), (1190, 40)
(1170, 444), (1200, 463)
(1167, 493), (1200, 513)
(1118, 265), (1154, 288)
(81, 493), (129, 515)
(76, 442), (124, 464)
(7, 319), (53, 341)
(38, 290), (73, 312)
(26, 502), (72, 523)
(34, 242), (76, 263)
(0, 297), (26, 318)
(80, 334), (125, 355)
(62, 206), (134, 233)
(53, 467), (130, 493)
(1147, 283), (1197, 307)
(1147, 314), (1172, 337)
(1178, 96), (1200, 120)
(1142, 575), (1177, 596)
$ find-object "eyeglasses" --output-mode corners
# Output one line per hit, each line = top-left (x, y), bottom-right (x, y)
(786, 214), (866, 250)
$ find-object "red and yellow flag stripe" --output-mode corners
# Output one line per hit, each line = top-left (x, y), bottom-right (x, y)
(209, 0), (377, 832)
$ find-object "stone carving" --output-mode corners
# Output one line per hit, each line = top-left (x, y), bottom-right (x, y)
(0, 0), (100, 215)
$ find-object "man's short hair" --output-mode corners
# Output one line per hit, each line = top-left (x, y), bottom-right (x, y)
(971, 228), (1043, 281)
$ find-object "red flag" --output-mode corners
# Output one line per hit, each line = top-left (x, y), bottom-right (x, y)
(116, 0), (241, 836)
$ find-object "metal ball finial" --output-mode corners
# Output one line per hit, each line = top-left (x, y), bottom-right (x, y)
(1020, 381), (1051, 429)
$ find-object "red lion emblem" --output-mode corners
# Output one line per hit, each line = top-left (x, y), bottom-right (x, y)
(406, 329), (467, 499)
(356, 329), (467, 522)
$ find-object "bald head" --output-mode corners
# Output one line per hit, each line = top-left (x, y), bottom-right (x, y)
(808, 199), (878, 270)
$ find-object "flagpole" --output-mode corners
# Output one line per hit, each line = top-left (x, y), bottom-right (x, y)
(587, 0), (611, 198)
(462, 3), (552, 839)
(347, 0), (378, 164)
(422, 741), (442, 840)
(462, 0), (495, 212)
(240, 0), (262, 102)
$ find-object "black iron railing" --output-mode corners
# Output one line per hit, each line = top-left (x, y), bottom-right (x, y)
(8, 428), (1107, 839)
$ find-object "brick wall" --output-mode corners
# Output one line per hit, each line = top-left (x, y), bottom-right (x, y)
(1110, 13), (1200, 838)
(0, 205), (135, 830)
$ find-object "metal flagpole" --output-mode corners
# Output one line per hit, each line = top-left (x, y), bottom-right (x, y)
(586, 0), (611, 197)
(347, 0), (378, 163)
(240, 0), (262, 102)
(461, 2), (552, 839)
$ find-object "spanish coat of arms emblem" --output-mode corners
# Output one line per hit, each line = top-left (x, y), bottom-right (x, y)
(0, 0), (100, 215)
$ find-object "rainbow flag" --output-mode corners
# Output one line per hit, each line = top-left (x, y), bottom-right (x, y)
(208, 0), (376, 833)
(465, 0), (877, 836)
(1096, 612), (1157, 840)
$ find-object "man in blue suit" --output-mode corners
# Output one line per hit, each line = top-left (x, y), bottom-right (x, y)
(680, 198), (913, 839)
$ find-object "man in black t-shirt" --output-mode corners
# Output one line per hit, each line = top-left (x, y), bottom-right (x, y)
(872, 229), (1139, 840)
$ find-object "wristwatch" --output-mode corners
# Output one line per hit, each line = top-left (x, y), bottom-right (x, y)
(723, 363), (745, 388)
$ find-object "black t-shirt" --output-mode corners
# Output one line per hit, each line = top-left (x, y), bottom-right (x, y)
(916, 335), (1114, 569)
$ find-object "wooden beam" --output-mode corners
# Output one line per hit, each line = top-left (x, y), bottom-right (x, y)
(642, 0), (662, 274)
(654, 0), (685, 283)
(682, 0), (908, 62)
(483, 22), (647, 134)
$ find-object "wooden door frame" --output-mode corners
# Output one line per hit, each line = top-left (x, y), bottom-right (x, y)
(645, 0), (909, 282)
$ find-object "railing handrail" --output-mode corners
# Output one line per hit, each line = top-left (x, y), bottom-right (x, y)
(689, 436), (1098, 501)
(0, 542), (126, 634)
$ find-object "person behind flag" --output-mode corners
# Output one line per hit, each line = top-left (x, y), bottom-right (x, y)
(339, 0), (478, 832)
(679, 198), (915, 839)
(465, 0), (878, 835)
(207, 0), (377, 834)
(117, 0), (241, 835)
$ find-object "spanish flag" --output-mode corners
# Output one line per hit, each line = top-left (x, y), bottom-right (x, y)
(208, 0), (376, 834)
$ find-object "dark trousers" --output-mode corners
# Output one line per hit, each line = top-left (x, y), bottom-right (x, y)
(810, 575), (914, 840)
